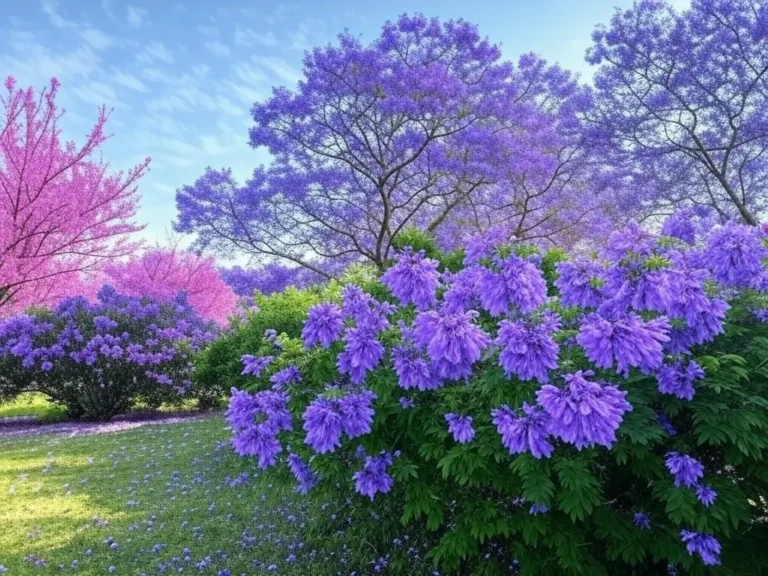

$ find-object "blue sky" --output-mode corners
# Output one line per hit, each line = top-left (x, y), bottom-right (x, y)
(2, 0), (689, 251)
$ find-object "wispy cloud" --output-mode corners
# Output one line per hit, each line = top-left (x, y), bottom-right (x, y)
(200, 135), (226, 156)
(41, 0), (74, 29)
(255, 56), (301, 85)
(126, 5), (148, 28)
(234, 27), (277, 48)
(205, 40), (231, 57)
(136, 42), (174, 65)
(198, 25), (219, 37)
(113, 71), (148, 91)
(81, 28), (114, 51)
(72, 80), (122, 108)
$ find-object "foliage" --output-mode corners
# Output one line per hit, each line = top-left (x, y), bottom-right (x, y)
(0, 76), (149, 314)
(0, 286), (217, 420)
(226, 213), (768, 574)
(101, 243), (238, 325)
(175, 14), (611, 276)
(191, 288), (323, 407)
(587, 0), (768, 225)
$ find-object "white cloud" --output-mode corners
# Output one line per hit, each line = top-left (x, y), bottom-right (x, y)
(205, 41), (231, 57)
(41, 0), (74, 29)
(153, 182), (177, 195)
(0, 30), (100, 87)
(136, 42), (174, 65)
(127, 5), (148, 28)
(81, 28), (113, 50)
(234, 27), (277, 48)
(72, 80), (121, 108)
(215, 95), (243, 116)
(255, 56), (301, 85)
(200, 135), (226, 156)
(113, 71), (147, 91)
(102, 0), (115, 19)
(198, 25), (219, 37)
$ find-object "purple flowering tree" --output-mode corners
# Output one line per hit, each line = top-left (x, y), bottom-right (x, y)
(220, 216), (768, 572)
(586, 0), (768, 224)
(176, 15), (612, 276)
(0, 286), (217, 420)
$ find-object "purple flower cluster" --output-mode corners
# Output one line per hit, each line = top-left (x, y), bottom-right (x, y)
(353, 453), (394, 500)
(577, 313), (669, 376)
(381, 248), (440, 310)
(301, 303), (344, 349)
(227, 388), (292, 468)
(412, 310), (490, 380)
(704, 223), (766, 287)
(554, 259), (604, 309)
(491, 403), (553, 459)
(496, 315), (560, 383)
(302, 390), (376, 453)
(681, 531), (721, 566)
(445, 413), (475, 443)
(656, 360), (704, 400)
(241, 355), (273, 377)
(536, 371), (632, 450)
(476, 254), (548, 316)
(664, 452), (704, 488)
(337, 326), (385, 384)
(286, 454), (317, 494)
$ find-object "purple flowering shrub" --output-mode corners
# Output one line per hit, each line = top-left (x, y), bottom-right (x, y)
(225, 220), (768, 573)
(0, 286), (217, 420)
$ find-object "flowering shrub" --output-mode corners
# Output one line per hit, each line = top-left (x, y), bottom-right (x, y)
(225, 220), (768, 573)
(0, 286), (216, 420)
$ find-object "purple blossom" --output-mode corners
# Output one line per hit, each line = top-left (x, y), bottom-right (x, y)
(496, 316), (560, 384)
(412, 310), (490, 380)
(302, 397), (343, 454)
(441, 267), (481, 314)
(536, 371), (632, 450)
(337, 326), (384, 384)
(241, 355), (273, 377)
(704, 223), (766, 287)
(529, 503), (549, 515)
(302, 303), (344, 349)
(695, 484), (717, 507)
(554, 259), (604, 309)
(477, 254), (548, 316)
(391, 345), (440, 391)
(680, 531), (721, 566)
(665, 452), (704, 488)
(399, 397), (415, 409)
(339, 390), (377, 438)
(491, 403), (553, 459)
(603, 222), (654, 261)
(341, 285), (394, 330)
(633, 512), (651, 530)
(231, 424), (282, 468)
(381, 248), (440, 310)
(445, 414), (475, 443)
(464, 225), (511, 265)
(93, 316), (118, 332)
(353, 453), (394, 500)
(656, 360), (705, 400)
(577, 313), (669, 376)
(286, 454), (317, 494)
(666, 298), (729, 354)
(662, 209), (698, 244)
(269, 365), (302, 388)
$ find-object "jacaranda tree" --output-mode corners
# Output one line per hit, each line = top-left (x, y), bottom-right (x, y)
(586, 0), (768, 225)
(224, 212), (768, 574)
(0, 77), (149, 314)
(176, 14), (612, 277)
(101, 243), (238, 325)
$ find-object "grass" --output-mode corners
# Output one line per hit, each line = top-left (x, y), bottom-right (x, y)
(0, 415), (433, 575)
(0, 393), (67, 421)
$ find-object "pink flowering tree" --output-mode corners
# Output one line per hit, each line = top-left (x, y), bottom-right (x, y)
(0, 77), (149, 314)
(101, 243), (238, 325)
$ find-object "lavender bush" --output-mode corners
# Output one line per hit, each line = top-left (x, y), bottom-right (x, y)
(0, 286), (217, 420)
(226, 214), (768, 574)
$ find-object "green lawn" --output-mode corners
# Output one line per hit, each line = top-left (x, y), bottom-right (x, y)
(0, 393), (67, 421)
(0, 416), (432, 575)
